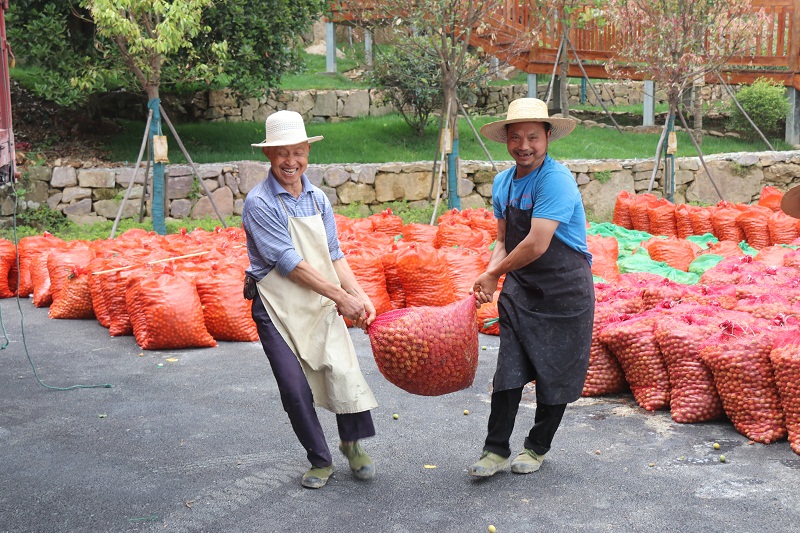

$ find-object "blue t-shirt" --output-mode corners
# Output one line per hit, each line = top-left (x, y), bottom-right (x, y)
(491, 155), (592, 264)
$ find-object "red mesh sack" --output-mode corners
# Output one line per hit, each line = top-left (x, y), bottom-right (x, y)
(700, 323), (786, 443)
(367, 296), (478, 396)
(0, 238), (17, 298)
(612, 190), (635, 229)
(17, 233), (65, 297)
(643, 237), (700, 272)
(586, 235), (619, 282)
(369, 209), (404, 237)
(689, 206), (716, 236)
(436, 208), (467, 226)
(648, 201), (678, 237)
(435, 223), (490, 250)
(465, 208), (498, 241)
(594, 283), (645, 315)
(736, 206), (773, 249)
(639, 276), (686, 310)
(711, 207), (745, 242)
(441, 247), (487, 300)
(401, 223), (438, 246)
(126, 269), (216, 350)
(769, 330), (800, 454)
(598, 312), (670, 411)
(674, 204), (695, 239)
(344, 248), (393, 317)
(334, 214), (355, 237)
(48, 267), (95, 320)
(380, 243), (407, 310)
(768, 211), (800, 245)
(654, 310), (729, 423)
(582, 303), (628, 397)
(95, 261), (148, 336)
(629, 194), (662, 233)
(758, 185), (784, 212)
(784, 249), (800, 269)
(47, 243), (94, 304)
(735, 294), (793, 321)
(703, 240), (745, 259)
(195, 265), (258, 342)
(680, 284), (737, 309)
(754, 245), (793, 267)
(395, 243), (456, 307)
(30, 253), (55, 308)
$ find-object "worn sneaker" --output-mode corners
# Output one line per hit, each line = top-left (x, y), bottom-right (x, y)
(468, 451), (509, 477)
(511, 448), (544, 474)
(339, 441), (375, 480)
(301, 464), (334, 489)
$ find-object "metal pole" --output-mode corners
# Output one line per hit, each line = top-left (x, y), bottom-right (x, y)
(110, 109), (153, 238)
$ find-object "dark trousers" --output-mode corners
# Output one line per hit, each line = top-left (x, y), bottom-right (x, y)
(251, 296), (375, 468)
(484, 387), (567, 458)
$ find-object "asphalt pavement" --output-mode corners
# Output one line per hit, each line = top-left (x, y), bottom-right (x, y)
(1, 297), (799, 533)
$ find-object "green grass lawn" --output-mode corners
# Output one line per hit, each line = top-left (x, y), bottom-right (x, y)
(106, 112), (788, 166)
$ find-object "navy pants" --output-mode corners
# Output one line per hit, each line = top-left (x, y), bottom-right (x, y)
(483, 387), (567, 458)
(251, 296), (375, 468)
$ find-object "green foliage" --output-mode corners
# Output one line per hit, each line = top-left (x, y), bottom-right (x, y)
(594, 170), (612, 183)
(726, 77), (790, 139)
(14, 205), (69, 233)
(370, 42), (443, 135)
(191, 0), (327, 97)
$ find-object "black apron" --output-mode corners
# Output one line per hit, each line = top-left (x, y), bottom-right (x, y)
(494, 169), (595, 404)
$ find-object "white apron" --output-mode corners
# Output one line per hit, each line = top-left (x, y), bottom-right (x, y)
(256, 203), (378, 414)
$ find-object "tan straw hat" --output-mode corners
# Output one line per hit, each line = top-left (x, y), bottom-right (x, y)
(780, 184), (800, 218)
(251, 110), (323, 147)
(480, 98), (576, 143)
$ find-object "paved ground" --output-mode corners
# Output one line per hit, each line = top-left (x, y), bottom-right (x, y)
(1, 297), (799, 533)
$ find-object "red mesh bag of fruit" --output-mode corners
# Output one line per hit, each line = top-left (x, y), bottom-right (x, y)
(380, 243), (407, 310)
(343, 248), (392, 317)
(680, 284), (737, 309)
(587, 235), (619, 282)
(47, 242), (94, 304)
(582, 303), (628, 397)
(195, 264), (258, 342)
(441, 247), (487, 300)
(753, 245), (793, 266)
(653, 309), (743, 423)
(126, 267), (216, 350)
(435, 223), (490, 250)
(612, 190), (635, 229)
(647, 202), (678, 238)
(395, 243), (456, 307)
(629, 193), (662, 233)
(769, 330), (800, 454)
(735, 294), (793, 321)
(700, 322), (786, 443)
(466, 208), (498, 241)
(758, 185), (784, 212)
(48, 267), (95, 320)
(477, 300), (499, 335)
(17, 233), (65, 297)
(594, 283), (645, 314)
(768, 211), (800, 245)
(401, 223), (438, 246)
(638, 276), (686, 310)
(689, 206), (716, 236)
(367, 296), (478, 396)
(369, 209), (404, 237)
(598, 312), (670, 411)
(673, 204), (695, 239)
(643, 237), (699, 272)
(736, 206), (773, 250)
(0, 238), (17, 298)
(711, 207), (745, 242)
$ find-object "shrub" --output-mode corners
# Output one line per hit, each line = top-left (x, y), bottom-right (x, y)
(725, 77), (789, 139)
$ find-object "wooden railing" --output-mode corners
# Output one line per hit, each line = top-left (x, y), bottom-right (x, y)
(328, 0), (800, 88)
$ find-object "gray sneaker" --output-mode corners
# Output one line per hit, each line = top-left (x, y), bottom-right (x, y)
(468, 451), (509, 477)
(511, 448), (544, 474)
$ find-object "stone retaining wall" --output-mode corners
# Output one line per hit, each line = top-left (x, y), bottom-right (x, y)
(5, 150), (799, 227)
(189, 81), (730, 123)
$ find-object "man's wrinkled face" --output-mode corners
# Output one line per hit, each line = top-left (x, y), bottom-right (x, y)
(506, 121), (550, 176)
(263, 142), (310, 189)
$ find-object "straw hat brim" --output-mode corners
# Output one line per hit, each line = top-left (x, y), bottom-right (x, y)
(780, 184), (800, 219)
(480, 117), (576, 143)
(251, 135), (324, 148)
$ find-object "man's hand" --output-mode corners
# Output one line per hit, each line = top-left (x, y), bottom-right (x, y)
(471, 272), (500, 308)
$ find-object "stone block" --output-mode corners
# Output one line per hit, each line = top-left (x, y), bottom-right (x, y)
(355, 165), (378, 185)
(201, 179), (219, 193)
(62, 186), (92, 203)
(47, 193), (62, 211)
(62, 198), (92, 216)
(341, 91), (370, 118)
(374, 171), (433, 203)
(25, 181), (49, 204)
(94, 199), (141, 219)
(1, 196), (15, 216)
(304, 166), (325, 188)
(234, 198), (244, 216)
(78, 169), (115, 188)
(66, 213), (107, 225)
(320, 185), (338, 206)
(170, 199), (192, 219)
(116, 167), (148, 186)
(27, 165), (51, 182)
(191, 186), (234, 220)
(459, 193), (486, 210)
(167, 175), (194, 199)
(476, 183), (493, 198)
(685, 161), (763, 205)
(51, 166), (78, 188)
(324, 167), (351, 188)
(92, 188), (117, 201)
(580, 170), (635, 222)
(457, 178), (475, 197)
(209, 89), (238, 108)
(168, 165), (193, 177)
(336, 182), (376, 205)
(313, 91), (338, 117)
(225, 172), (240, 195)
(237, 161), (269, 194)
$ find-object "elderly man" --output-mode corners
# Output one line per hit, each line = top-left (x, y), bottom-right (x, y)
(469, 98), (595, 477)
(242, 110), (378, 489)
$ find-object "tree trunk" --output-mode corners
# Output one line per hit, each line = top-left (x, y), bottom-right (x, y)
(558, 33), (570, 117)
(693, 77), (704, 145)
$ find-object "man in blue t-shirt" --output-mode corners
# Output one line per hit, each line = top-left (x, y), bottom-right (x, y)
(469, 98), (595, 477)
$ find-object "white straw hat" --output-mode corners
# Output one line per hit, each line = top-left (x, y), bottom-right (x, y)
(251, 110), (324, 147)
(480, 98), (576, 143)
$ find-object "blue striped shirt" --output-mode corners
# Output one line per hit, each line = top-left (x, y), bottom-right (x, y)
(242, 172), (343, 280)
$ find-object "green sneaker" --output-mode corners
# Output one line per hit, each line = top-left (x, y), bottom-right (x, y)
(301, 464), (334, 489)
(468, 451), (509, 477)
(339, 441), (375, 480)
(511, 448), (544, 474)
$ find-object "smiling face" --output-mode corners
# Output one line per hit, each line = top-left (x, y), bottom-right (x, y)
(262, 142), (311, 196)
(506, 121), (551, 178)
